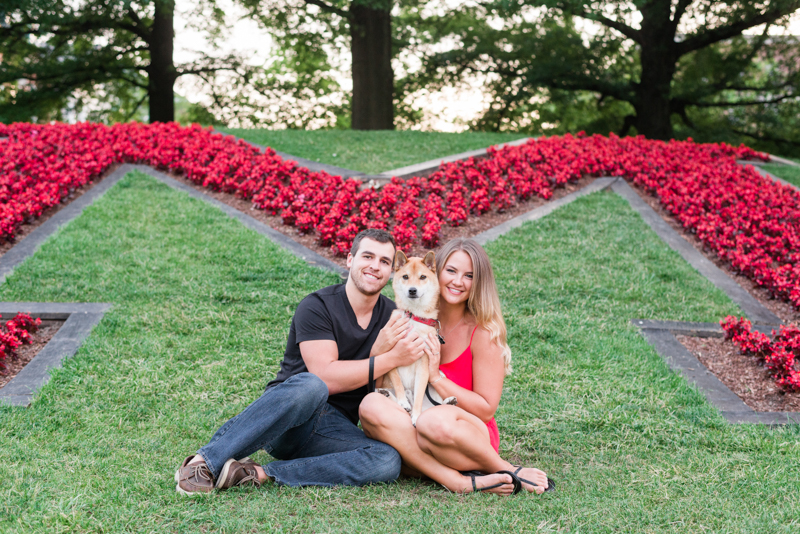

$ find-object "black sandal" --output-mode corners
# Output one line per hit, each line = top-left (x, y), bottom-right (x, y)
(461, 470), (521, 494)
(513, 465), (556, 492)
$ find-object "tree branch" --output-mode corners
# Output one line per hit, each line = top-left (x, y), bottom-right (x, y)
(676, 2), (800, 56)
(303, 0), (350, 19)
(567, 7), (641, 43)
(177, 65), (240, 77)
(672, 0), (694, 24)
(729, 127), (800, 147)
(690, 94), (796, 107)
(123, 91), (149, 122)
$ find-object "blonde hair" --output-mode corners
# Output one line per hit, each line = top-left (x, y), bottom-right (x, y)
(436, 238), (512, 375)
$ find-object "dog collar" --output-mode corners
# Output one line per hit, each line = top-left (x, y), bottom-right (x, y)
(403, 310), (439, 329)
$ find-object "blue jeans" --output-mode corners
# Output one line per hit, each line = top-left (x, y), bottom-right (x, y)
(196, 373), (401, 487)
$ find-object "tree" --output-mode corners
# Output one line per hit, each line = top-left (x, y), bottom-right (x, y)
(0, 0), (239, 123)
(411, 0), (800, 141)
(238, 0), (397, 130)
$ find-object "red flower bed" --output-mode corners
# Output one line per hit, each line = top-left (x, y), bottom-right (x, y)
(3, 122), (792, 310)
(721, 316), (800, 391)
(0, 312), (40, 373)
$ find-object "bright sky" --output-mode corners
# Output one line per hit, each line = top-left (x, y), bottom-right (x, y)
(173, 1), (800, 131)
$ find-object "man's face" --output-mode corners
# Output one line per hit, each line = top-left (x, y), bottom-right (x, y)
(346, 238), (395, 296)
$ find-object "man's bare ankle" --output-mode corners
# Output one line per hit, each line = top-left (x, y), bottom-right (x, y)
(187, 455), (206, 466)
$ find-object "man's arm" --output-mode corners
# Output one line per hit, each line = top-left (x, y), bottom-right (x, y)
(301, 330), (426, 395)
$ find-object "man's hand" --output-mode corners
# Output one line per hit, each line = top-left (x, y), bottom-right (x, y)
(371, 312), (410, 357)
(391, 328), (427, 367)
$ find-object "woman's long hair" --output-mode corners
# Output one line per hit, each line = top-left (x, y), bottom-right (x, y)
(436, 238), (512, 375)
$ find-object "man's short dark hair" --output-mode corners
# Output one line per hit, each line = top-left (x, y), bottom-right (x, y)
(350, 229), (396, 257)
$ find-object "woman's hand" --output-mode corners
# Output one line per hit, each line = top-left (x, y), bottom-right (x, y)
(371, 312), (410, 357)
(424, 331), (442, 378)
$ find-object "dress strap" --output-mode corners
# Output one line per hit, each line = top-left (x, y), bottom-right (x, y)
(469, 325), (478, 345)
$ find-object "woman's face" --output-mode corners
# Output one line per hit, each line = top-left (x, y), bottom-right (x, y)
(439, 250), (474, 306)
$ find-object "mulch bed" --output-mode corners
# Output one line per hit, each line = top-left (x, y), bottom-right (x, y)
(0, 320), (63, 391)
(164, 171), (598, 268)
(677, 335), (800, 412)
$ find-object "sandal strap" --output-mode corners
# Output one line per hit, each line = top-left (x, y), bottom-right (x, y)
(513, 465), (556, 492)
(495, 470), (522, 495)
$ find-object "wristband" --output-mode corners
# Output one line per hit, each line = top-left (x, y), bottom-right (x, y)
(368, 356), (375, 393)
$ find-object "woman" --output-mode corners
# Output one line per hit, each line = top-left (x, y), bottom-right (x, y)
(359, 238), (550, 495)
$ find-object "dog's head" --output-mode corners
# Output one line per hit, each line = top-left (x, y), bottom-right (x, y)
(393, 251), (439, 316)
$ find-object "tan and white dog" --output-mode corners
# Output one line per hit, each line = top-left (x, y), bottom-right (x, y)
(379, 250), (456, 426)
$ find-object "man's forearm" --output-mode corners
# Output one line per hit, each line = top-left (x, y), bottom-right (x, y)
(317, 349), (401, 395)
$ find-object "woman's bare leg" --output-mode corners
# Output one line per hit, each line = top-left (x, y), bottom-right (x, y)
(359, 393), (514, 495)
(415, 405), (549, 495)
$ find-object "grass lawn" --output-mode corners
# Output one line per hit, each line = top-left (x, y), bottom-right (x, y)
(0, 166), (798, 532)
(219, 129), (526, 174)
(762, 162), (800, 188)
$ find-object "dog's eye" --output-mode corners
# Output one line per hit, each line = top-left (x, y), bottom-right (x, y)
(419, 275), (426, 280)
(402, 275), (409, 280)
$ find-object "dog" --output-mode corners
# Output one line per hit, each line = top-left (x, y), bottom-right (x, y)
(378, 250), (456, 426)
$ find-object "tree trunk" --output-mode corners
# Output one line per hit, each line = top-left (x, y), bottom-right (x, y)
(633, 0), (677, 140)
(350, 1), (394, 130)
(148, 0), (176, 123)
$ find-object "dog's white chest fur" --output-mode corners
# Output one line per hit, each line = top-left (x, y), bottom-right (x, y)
(378, 251), (457, 426)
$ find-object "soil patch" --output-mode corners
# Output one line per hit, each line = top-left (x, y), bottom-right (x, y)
(0, 164), (121, 260)
(0, 320), (63, 390)
(677, 334), (800, 412)
(627, 181), (800, 324)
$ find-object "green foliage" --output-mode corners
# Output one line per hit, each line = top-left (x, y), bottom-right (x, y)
(0, 0), (152, 123)
(0, 0), (242, 123)
(406, 0), (800, 147)
(198, 28), (350, 128)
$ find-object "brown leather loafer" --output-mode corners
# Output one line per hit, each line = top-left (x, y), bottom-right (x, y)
(175, 455), (215, 495)
(216, 458), (262, 490)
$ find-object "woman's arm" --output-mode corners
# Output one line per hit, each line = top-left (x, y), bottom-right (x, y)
(426, 328), (505, 421)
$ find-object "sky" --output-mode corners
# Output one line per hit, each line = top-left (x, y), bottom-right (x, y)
(173, 1), (800, 131)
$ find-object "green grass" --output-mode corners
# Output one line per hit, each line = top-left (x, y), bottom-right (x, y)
(762, 162), (800, 188)
(0, 172), (798, 533)
(219, 129), (526, 174)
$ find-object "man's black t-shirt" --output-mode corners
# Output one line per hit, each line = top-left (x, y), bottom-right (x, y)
(266, 283), (396, 424)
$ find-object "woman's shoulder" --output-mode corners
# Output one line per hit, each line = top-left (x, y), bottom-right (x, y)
(470, 324), (497, 350)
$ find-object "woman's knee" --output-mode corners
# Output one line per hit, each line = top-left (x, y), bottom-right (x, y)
(415, 408), (459, 446)
(359, 393), (395, 428)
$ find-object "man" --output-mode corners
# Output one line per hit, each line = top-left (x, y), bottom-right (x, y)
(176, 229), (425, 493)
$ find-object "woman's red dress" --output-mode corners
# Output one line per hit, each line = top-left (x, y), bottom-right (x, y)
(438, 326), (500, 453)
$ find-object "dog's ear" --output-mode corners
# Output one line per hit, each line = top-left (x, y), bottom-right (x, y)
(394, 250), (408, 270)
(423, 251), (436, 271)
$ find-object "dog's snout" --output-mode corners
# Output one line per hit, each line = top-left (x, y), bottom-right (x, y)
(408, 287), (418, 297)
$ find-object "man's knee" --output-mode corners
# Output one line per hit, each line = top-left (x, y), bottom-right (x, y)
(280, 372), (329, 405)
(264, 373), (328, 423)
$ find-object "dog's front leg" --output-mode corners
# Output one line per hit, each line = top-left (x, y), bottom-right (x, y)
(385, 368), (412, 413)
(410, 354), (430, 427)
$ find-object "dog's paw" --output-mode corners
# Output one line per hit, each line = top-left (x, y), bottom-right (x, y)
(399, 399), (412, 413)
(376, 388), (392, 399)
(443, 396), (458, 406)
(411, 414), (419, 427)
